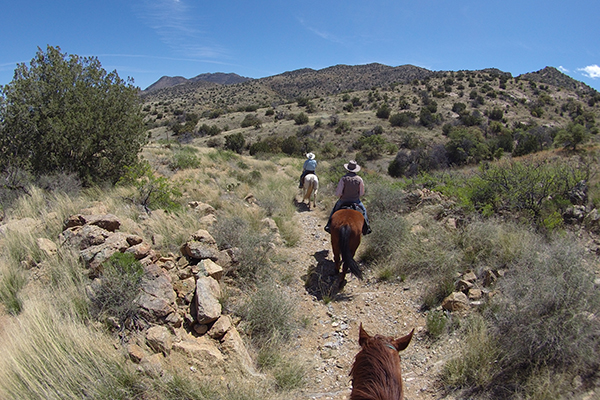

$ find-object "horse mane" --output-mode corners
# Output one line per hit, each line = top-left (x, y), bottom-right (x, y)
(350, 338), (404, 400)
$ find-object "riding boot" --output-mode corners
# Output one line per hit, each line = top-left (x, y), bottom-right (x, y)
(324, 218), (331, 233)
(362, 221), (372, 235)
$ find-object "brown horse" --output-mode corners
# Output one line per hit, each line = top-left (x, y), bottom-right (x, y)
(330, 208), (363, 288)
(350, 323), (414, 400)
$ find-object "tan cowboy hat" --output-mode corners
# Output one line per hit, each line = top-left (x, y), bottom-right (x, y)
(306, 152), (315, 160)
(344, 160), (361, 172)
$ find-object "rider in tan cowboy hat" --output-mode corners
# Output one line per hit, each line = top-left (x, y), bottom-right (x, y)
(324, 160), (371, 235)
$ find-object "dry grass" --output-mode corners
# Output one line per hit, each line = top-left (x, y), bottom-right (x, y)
(0, 299), (140, 400)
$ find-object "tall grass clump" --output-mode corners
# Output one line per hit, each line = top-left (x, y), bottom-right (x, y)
(239, 282), (297, 343)
(457, 219), (537, 271)
(142, 206), (205, 253)
(0, 263), (27, 315)
(0, 302), (144, 400)
(442, 314), (501, 391)
(211, 213), (273, 283)
(0, 229), (49, 315)
(486, 234), (600, 392)
(253, 172), (301, 246)
(239, 282), (307, 392)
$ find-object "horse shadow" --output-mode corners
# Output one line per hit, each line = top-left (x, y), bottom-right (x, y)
(303, 250), (354, 301)
(293, 197), (312, 213)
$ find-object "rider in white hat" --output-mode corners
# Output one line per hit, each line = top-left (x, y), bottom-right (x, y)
(324, 160), (371, 235)
(299, 152), (317, 188)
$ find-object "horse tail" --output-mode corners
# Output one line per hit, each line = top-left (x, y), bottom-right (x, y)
(339, 225), (363, 280)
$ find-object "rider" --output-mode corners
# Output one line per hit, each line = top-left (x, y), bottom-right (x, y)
(299, 152), (317, 188)
(324, 160), (371, 235)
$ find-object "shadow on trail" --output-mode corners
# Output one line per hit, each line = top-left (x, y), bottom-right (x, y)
(293, 197), (313, 213)
(303, 249), (354, 302)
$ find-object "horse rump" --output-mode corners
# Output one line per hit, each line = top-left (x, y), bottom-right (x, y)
(338, 225), (363, 280)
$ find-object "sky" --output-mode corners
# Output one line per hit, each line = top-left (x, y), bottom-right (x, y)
(1, 1), (600, 92)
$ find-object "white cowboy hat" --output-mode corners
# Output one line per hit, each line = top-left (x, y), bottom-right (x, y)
(344, 160), (361, 172)
(306, 153), (315, 160)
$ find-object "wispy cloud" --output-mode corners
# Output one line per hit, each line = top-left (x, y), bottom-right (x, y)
(578, 64), (600, 79)
(558, 66), (569, 73)
(297, 17), (346, 45)
(135, 0), (228, 59)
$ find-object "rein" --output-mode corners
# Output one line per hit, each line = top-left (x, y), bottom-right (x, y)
(386, 343), (398, 352)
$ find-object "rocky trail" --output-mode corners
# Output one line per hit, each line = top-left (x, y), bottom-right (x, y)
(283, 197), (457, 400)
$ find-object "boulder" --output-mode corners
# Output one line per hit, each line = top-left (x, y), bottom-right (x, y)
(208, 315), (233, 340)
(195, 276), (222, 324)
(146, 325), (172, 355)
(137, 264), (177, 323)
(59, 224), (110, 250)
(180, 231), (219, 261)
(221, 326), (256, 375)
(127, 343), (146, 363)
(172, 335), (224, 363)
(173, 277), (196, 304)
(37, 238), (58, 257)
(197, 259), (224, 281)
(0, 217), (41, 236)
(441, 292), (469, 312)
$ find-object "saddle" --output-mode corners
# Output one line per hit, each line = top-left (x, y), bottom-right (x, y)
(339, 202), (360, 211)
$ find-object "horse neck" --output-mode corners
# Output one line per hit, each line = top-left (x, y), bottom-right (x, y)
(350, 343), (404, 400)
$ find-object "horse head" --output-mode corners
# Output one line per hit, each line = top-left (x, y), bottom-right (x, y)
(350, 323), (414, 400)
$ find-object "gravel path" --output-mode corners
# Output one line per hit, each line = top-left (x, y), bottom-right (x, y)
(283, 200), (459, 400)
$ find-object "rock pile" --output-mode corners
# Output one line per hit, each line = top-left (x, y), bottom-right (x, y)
(56, 204), (256, 377)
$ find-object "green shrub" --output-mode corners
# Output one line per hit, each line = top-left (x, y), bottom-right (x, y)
(294, 112), (309, 125)
(469, 158), (588, 224)
(426, 310), (449, 339)
(0, 45), (146, 186)
(88, 252), (144, 330)
(118, 161), (182, 213)
(240, 114), (261, 128)
(169, 146), (201, 170)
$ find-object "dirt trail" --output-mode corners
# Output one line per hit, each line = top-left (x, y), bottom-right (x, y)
(284, 197), (457, 400)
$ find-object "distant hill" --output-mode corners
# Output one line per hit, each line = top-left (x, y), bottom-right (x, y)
(144, 72), (252, 92)
(520, 66), (594, 93)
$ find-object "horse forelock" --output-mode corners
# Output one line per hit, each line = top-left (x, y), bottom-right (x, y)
(350, 338), (405, 400)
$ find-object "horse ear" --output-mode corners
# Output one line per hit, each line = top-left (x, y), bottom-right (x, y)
(393, 329), (414, 351)
(358, 323), (370, 347)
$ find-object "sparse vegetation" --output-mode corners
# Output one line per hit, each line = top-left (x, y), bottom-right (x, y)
(2, 56), (600, 400)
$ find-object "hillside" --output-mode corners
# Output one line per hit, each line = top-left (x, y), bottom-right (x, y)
(2, 62), (600, 400)
(140, 63), (600, 179)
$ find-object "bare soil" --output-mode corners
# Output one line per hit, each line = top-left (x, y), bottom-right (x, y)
(283, 197), (458, 400)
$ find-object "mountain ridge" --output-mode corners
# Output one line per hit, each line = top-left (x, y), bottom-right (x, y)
(144, 72), (251, 92)
(142, 63), (597, 99)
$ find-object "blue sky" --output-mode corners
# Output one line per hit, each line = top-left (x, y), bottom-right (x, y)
(2, 0), (599, 91)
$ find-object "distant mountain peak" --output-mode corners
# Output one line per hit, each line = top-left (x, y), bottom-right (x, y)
(144, 72), (251, 92)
